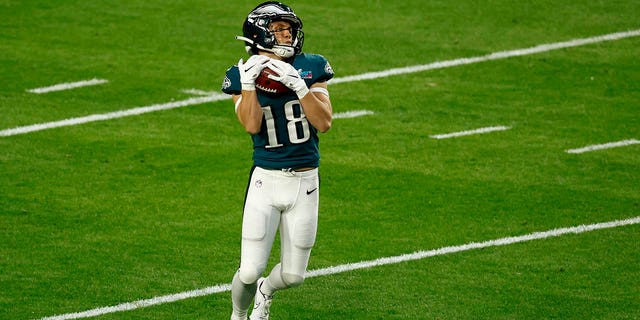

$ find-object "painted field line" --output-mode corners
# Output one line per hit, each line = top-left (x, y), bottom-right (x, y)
(430, 125), (511, 139)
(0, 95), (229, 137)
(333, 109), (374, 119)
(330, 29), (640, 84)
(566, 139), (640, 154)
(5, 29), (640, 138)
(27, 78), (109, 94)
(38, 216), (640, 320)
(181, 88), (218, 96)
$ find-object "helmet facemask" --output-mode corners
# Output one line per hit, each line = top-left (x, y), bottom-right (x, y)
(236, 2), (304, 58)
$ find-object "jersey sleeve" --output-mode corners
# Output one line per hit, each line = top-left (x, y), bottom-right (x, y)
(309, 54), (334, 84)
(221, 65), (241, 95)
(294, 54), (334, 86)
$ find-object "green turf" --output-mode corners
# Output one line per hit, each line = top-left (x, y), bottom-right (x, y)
(1, 1), (639, 319)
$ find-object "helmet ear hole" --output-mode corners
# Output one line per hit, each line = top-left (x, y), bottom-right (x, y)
(264, 34), (275, 46)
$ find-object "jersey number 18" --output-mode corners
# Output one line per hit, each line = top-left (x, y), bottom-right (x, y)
(262, 101), (311, 148)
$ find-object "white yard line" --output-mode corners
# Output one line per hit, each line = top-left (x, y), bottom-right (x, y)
(26, 78), (109, 94)
(181, 88), (219, 96)
(3, 29), (640, 138)
(38, 216), (640, 320)
(565, 139), (640, 154)
(333, 110), (375, 119)
(430, 125), (511, 139)
(0, 95), (229, 137)
(329, 29), (640, 84)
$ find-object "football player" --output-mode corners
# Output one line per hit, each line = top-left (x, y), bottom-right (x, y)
(221, 2), (334, 320)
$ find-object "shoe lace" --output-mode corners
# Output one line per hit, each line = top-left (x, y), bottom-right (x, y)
(253, 290), (272, 319)
(258, 293), (272, 314)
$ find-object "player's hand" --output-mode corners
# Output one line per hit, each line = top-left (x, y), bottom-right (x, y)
(238, 55), (269, 91)
(265, 59), (309, 99)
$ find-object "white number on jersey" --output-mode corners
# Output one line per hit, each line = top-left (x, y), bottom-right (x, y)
(262, 100), (311, 149)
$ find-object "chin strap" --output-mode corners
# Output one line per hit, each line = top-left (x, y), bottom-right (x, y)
(236, 36), (295, 58)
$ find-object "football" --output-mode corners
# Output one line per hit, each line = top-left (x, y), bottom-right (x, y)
(255, 67), (290, 94)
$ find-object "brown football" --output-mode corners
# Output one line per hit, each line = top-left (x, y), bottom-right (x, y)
(255, 67), (290, 94)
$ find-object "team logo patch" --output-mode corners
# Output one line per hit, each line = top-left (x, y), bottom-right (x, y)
(255, 179), (263, 188)
(300, 70), (313, 79)
(222, 76), (231, 90)
(324, 62), (334, 75)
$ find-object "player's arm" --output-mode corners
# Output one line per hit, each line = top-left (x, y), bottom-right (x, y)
(299, 82), (332, 133)
(233, 93), (263, 134)
(265, 59), (333, 132)
(234, 55), (269, 134)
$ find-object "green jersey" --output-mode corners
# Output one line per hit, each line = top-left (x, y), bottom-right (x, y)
(222, 53), (334, 169)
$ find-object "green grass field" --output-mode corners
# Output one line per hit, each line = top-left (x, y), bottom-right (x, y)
(1, 1), (639, 319)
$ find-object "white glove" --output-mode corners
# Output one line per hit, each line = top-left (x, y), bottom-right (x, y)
(238, 55), (269, 91)
(265, 59), (309, 98)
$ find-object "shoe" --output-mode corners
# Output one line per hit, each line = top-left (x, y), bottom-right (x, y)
(249, 278), (273, 320)
(230, 314), (247, 320)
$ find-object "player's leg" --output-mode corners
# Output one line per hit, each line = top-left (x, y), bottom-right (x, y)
(231, 270), (255, 319)
(249, 208), (318, 320)
(232, 210), (280, 317)
(267, 170), (320, 293)
(231, 168), (280, 318)
(250, 170), (319, 319)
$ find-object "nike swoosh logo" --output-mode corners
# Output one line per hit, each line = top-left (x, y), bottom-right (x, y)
(306, 188), (318, 195)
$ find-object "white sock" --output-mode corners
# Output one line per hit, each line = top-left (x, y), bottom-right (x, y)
(231, 270), (256, 316)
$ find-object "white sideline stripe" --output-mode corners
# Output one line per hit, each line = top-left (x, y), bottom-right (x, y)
(38, 216), (640, 320)
(430, 125), (511, 139)
(565, 139), (640, 154)
(329, 29), (640, 84)
(26, 78), (109, 94)
(3, 29), (640, 138)
(333, 110), (374, 119)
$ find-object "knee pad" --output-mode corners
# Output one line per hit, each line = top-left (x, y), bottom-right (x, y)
(282, 273), (304, 288)
(238, 266), (262, 284)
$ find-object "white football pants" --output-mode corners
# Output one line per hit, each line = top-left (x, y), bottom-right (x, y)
(237, 166), (319, 285)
